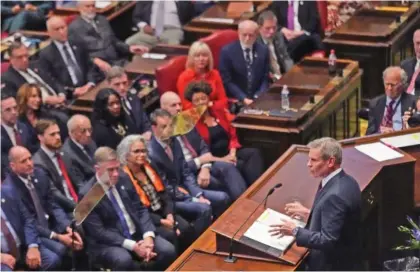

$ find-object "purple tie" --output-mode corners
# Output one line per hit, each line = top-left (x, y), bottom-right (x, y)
(287, 1), (295, 30)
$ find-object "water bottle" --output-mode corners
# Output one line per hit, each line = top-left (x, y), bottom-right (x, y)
(281, 85), (290, 111)
(328, 49), (337, 76)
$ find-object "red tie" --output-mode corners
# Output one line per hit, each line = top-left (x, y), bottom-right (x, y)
(407, 68), (419, 95)
(55, 153), (78, 202)
(381, 100), (395, 128)
(165, 145), (174, 161)
(13, 127), (22, 146)
(181, 136), (198, 158)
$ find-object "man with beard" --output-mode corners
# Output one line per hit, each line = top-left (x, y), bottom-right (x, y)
(32, 119), (82, 212)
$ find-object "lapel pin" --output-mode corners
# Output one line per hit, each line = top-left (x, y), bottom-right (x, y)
(121, 186), (125, 190)
(45, 214), (49, 219)
(34, 178), (38, 183)
(1, 198), (5, 203)
(60, 152), (64, 156)
(72, 45), (77, 50)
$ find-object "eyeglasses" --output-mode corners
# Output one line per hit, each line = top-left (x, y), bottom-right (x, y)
(384, 82), (401, 88)
(131, 148), (148, 154)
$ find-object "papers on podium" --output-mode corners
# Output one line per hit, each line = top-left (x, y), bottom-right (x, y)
(240, 208), (306, 257)
(355, 142), (403, 162)
(142, 53), (167, 60)
(380, 132), (420, 148)
(198, 17), (235, 24)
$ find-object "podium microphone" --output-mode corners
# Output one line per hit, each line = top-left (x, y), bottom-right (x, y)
(224, 183), (283, 263)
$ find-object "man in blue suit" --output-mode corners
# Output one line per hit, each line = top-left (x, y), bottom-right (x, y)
(270, 137), (362, 271)
(1, 94), (37, 180)
(149, 109), (230, 219)
(106, 66), (152, 140)
(1, 183), (62, 271)
(160, 91), (248, 200)
(219, 20), (270, 106)
(79, 147), (176, 271)
(3, 146), (83, 265)
(1, 1), (53, 32)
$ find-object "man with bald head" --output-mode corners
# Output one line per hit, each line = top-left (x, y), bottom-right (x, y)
(62, 114), (97, 183)
(401, 29), (420, 95)
(366, 66), (417, 135)
(160, 92), (248, 200)
(219, 20), (270, 105)
(2, 146), (83, 269)
(38, 16), (100, 98)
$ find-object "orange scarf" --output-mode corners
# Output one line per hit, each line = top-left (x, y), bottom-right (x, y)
(123, 164), (165, 207)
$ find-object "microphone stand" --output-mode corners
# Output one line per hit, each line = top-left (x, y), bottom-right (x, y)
(224, 183), (282, 263)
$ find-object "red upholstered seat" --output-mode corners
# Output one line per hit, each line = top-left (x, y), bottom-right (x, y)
(64, 14), (77, 25)
(155, 55), (188, 95)
(1, 32), (8, 40)
(199, 29), (238, 69)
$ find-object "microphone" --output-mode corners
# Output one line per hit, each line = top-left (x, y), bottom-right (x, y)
(224, 183), (283, 263)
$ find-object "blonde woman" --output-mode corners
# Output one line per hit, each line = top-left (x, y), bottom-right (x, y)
(176, 41), (228, 110)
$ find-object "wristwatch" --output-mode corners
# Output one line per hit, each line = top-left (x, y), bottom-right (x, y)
(292, 227), (299, 236)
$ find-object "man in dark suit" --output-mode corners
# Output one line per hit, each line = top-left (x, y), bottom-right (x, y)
(149, 109), (230, 218)
(126, 0), (194, 47)
(62, 114), (96, 183)
(270, 137), (362, 271)
(271, 0), (324, 62)
(1, 42), (67, 105)
(366, 66), (417, 135)
(68, 1), (148, 74)
(1, 1), (53, 33)
(1, 182), (62, 271)
(3, 146), (83, 269)
(106, 66), (152, 140)
(1, 94), (37, 180)
(401, 29), (420, 96)
(32, 119), (82, 212)
(79, 147), (176, 271)
(160, 91), (248, 200)
(219, 20), (270, 106)
(39, 16), (102, 98)
(257, 10), (294, 80)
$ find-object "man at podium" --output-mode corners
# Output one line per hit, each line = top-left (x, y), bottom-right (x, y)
(270, 137), (362, 271)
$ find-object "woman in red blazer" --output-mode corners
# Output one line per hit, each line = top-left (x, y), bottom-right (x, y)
(184, 81), (264, 185)
(177, 41), (228, 110)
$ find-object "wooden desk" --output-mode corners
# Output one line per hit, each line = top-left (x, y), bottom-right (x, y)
(168, 143), (415, 270)
(183, 1), (271, 41)
(323, 4), (420, 100)
(233, 57), (362, 167)
(69, 44), (188, 114)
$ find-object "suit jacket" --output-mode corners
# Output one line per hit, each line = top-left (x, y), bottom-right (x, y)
(182, 128), (210, 173)
(32, 148), (82, 211)
(401, 57), (420, 95)
(62, 138), (96, 183)
(296, 170), (362, 270)
(219, 40), (270, 101)
(366, 92), (417, 135)
(38, 40), (102, 88)
(257, 33), (294, 74)
(1, 184), (40, 248)
(1, 121), (35, 180)
(271, 0), (320, 34)
(1, 65), (66, 97)
(68, 15), (131, 64)
(2, 168), (71, 239)
(124, 92), (151, 134)
(92, 115), (139, 149)
(79, 176), (155, 250)
(148, 136), (202, 199)
(132, 1), (194, 27)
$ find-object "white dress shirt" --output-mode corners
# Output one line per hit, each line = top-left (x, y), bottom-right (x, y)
(2, 124), (18, 146)
(138, 0), (181, 36)
(97, 175), (155, 251)
(321, 168), (342, 188)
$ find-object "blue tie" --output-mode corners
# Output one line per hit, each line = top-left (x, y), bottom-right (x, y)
(108, 187), (131, 239)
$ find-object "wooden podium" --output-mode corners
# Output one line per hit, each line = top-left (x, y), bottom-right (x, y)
(233, 57), (362, 167)
(167, 139), (415, 271)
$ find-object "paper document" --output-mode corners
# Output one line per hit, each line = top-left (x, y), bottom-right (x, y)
(198, 17), (234, 24)
(243, 209), (305, 252)
(355, 142), (403, 162)
(142, 53), (167, 60)
(95, 1), (111, 9)
(380, 133), (420, 148)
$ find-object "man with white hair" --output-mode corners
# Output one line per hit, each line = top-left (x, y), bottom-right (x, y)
(270, 137), (362, 270)
(366, 66), (416, 135)
(219, 20), (270, 106)
(62, 114), (97, 183)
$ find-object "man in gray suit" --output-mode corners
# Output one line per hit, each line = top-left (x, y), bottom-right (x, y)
(62, 114), (97, 183)
(257, 10), (294, 80)
(270, 137), (362, 271)
(68, 1), (148, 74)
